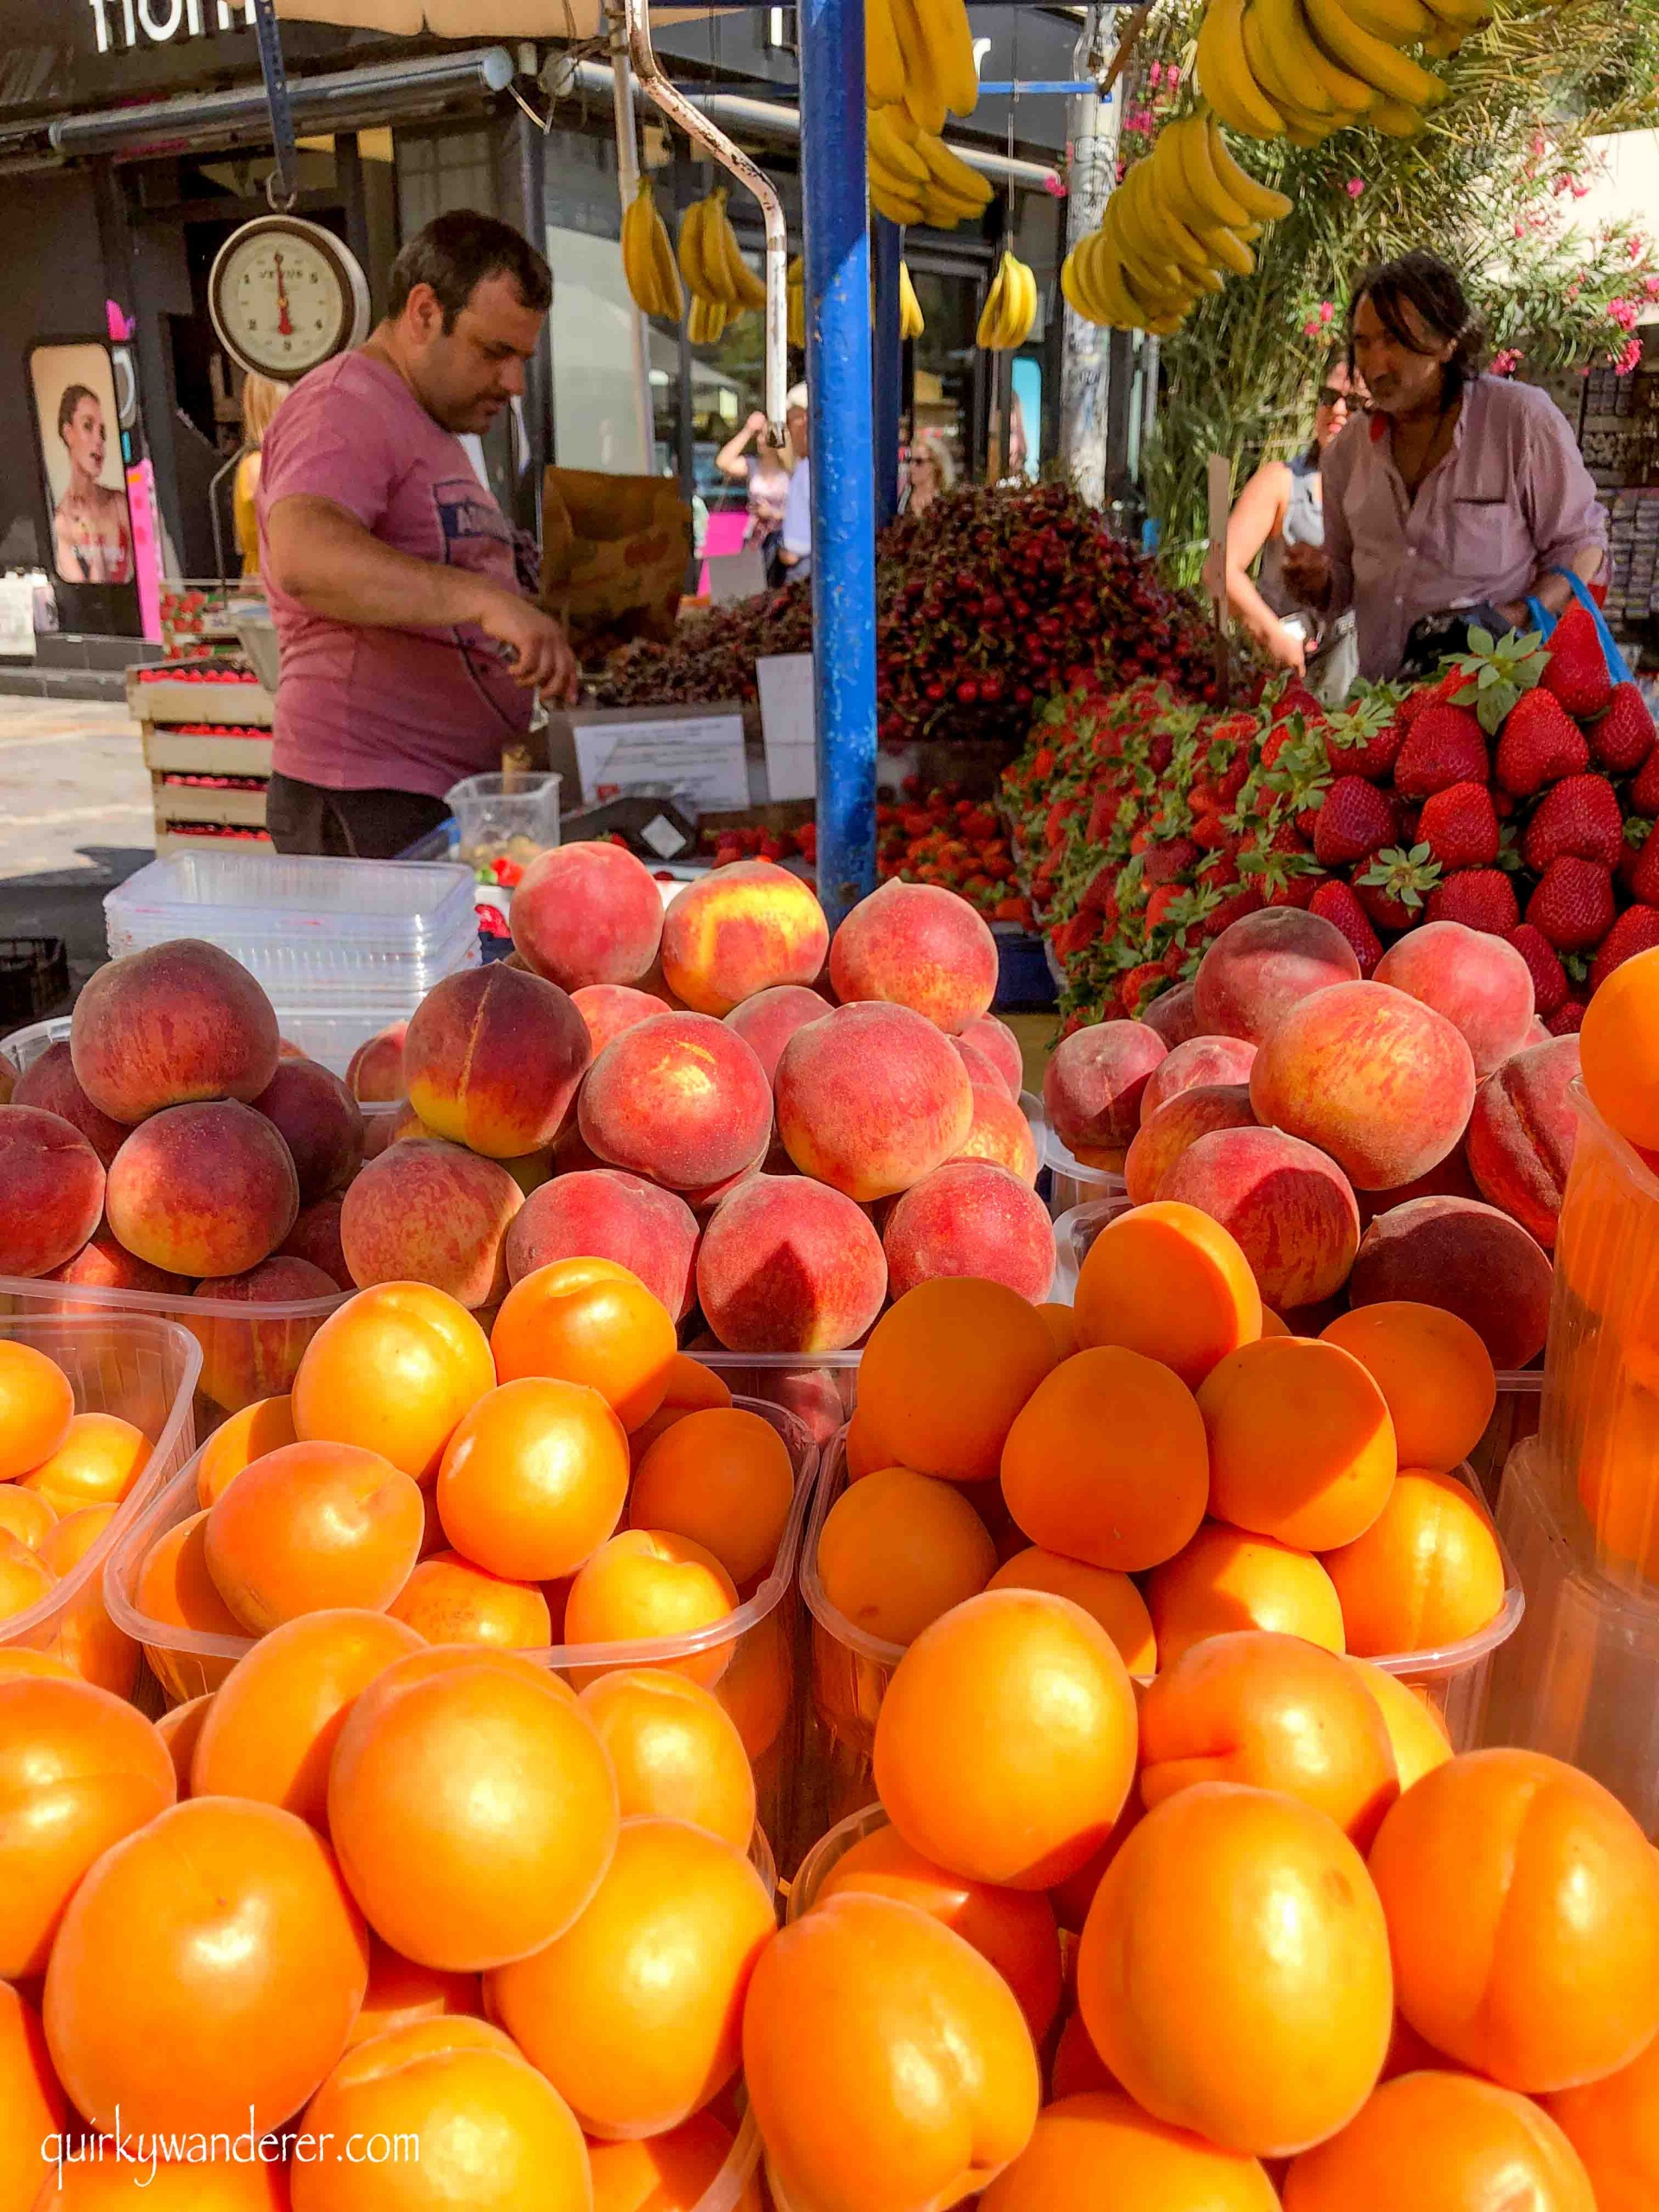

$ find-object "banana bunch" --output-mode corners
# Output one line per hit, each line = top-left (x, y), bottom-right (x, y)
(976, 251), (1035, 351)
(620, 177), (684, 322)
(1196, 0), (1479, 143)
(866, 0), (978, 130)
(1062, 115), (1290, 334)
(787, 255), (806, 349)
(868, 106), (995, 229)
(899, 260), (925, 341)
(678, 188), (768, 346)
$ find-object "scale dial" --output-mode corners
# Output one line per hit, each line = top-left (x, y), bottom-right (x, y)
(209, 215), (371, 381)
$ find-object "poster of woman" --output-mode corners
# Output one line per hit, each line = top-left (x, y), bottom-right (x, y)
(29, 342), (134, 587)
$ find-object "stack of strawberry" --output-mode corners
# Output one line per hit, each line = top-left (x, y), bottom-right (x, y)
(1004, 611), (1659, 1033)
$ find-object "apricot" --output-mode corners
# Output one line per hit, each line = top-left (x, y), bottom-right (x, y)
(883, 1159), (1055, 1302)
(405, 963), (590, 1159)
(578, 1668), (756, 1847)
(0, 1525), (56, 1623)
(291, 1281), (496, 1483)
(857, 1277), (1058, 1484)
(564, 1529), (739, 1688)
(511, 839), (665, 991)
(156, 1693), (213, 1790)
(190, 1254), (341, 1414)
(505, 1168), (700, 1319)
(982, 2090), (1281, 2212)
(625, 1353), (734, 1459)
(1347, 1656), (1452, 1791)
(0, 1340), (74, 1479)
(0, 1105), (107, 1278)
(0, 1982), (63, 2212)
(1542, 2028), (1659, 2212)
(1144, 1522), (1346, 1665)
(629, 1406), (793, 1588)
(1349, 1194), (1553, 1369)
(1034, 1302), (1079, 1359)
(1193, 906), (1361, 1044)
(829, 877), (997, 1033)
(12, 1039), (129, 1165)
(492, 1255), (678, 1430)
(22, 1411), (150, 1519)
(988, 1547), (1156, 1674)
(202, 1440), (425, 1634)
(1198, 1336), (1396, 1552)
(581, 1011), (773, 1193)
(817, 1465), (996, 1644)
(134, 1510), (245, 1700)
(436, 1373), (629, 1582)
(251, 1057), (363, 1202)
(1043, 1020), (1166, 1162)
(587, 2113), (748, 2212)
(774, 1001), (974, 1201)
(340, 1138), (522, 1309)
(346, 1936), (480, 2050)
(0, 1481), (55, 1548)
(696, 1172), (887, 1353)
(197, 1393), (299, 1507)
(1284, 2069), (1595, 2212)
(1320, 1302), (1496, 1474)
(69, 938), (279, 1122)
(389, 1549), (551, 1647)
(1375, 919), (1536, 1079)
(1323, 1470), (1506, 1655)
(345, 1020), (407, 1103)
(1072, 1199), (1262, 1389)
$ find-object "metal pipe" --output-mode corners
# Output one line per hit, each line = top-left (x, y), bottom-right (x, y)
(872, 214), (902, 531)
(607, 2), (658, 469)
(620, 0), (788, 439)
(801, 0), (876, 920)
(1058, 2), (1116, 504)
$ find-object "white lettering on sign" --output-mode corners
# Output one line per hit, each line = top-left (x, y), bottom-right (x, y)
(87, 0), (253, 52)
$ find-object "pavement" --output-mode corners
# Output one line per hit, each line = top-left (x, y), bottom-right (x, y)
(0, 700), (155, 996)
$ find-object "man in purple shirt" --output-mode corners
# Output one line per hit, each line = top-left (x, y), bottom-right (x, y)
(259, 211), (577, 856)
(1285, 252), (1606, 683)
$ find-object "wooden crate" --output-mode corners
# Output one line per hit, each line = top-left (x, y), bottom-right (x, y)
(152, 779), (269, 830)
(126, 670), (273, 728)
(154, 828), (274, 855)
(143, 727), (273, 778)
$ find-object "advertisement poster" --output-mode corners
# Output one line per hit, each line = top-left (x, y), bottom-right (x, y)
(28, 340), (136, 588)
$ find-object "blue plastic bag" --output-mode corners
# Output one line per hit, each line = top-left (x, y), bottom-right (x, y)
(1524, 567), (1633, 687)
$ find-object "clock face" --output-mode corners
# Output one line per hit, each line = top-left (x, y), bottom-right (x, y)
(209, 218), (370, 381)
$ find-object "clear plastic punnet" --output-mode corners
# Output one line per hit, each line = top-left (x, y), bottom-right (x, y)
(446, 771), (562, 868)
(1043, 1121), (1128, 1220)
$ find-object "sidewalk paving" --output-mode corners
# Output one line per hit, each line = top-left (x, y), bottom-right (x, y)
(0, 700), (155, 988)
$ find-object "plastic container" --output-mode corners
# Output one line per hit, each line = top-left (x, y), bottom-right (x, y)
(1043, 1125), (1128, 1219)
(697, 1351), (860, 1448)
(0, 1312), (201, 1683)
(783, 1801), (887, 1923)
(1538, 1079), (1659, 1592)
(1047, 1194), (1135, 1302)
(446, 771), (562, 869)
(1486, 1435), (1659, 1834)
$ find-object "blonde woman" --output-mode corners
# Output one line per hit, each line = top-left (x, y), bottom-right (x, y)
(904, 432), (955, 516)
(233, 373), (291, 576)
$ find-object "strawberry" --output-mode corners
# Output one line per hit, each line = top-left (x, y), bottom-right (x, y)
(1521, 773), (1624, 873)
(1417, 781), (1498, 870)
(1541, 604), (1613, 720)
(1393, 706), (1490, 798)
(1313, 777), (1396, 868)
(1118, 961), (1166, 1016)
(1506, 923), (1570, 1017)
(1632, 748), (1659, 818)
(1589, 682), (1656, 775)
(1494, 690), (1591, 796)
(1397, 670), (1463, 729)
(1590, 903), (1659, 991)
(1146, 883), (1185, 931)
(1204, 886), (1266, 936)
(1547, 999), (1586, 1036)
(1427, 868), (1520, 936)
(1309, 880), (1383, 976)
(1627, 823), (1659, 907)
(1525, 856), (1617, 951)
(1324, 696), (1407, 779)
(1142, 836), (1199, 886)
(1355, 844), (1440, 932)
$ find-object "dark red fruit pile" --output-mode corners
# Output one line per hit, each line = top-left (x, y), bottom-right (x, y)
(593, 482), (1218, 741)
(1004, 612), (1659, 1033)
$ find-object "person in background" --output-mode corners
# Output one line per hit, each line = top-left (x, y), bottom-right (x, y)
(232, 373), (291, 578)
(1217, 353), (1361, 687)
(902, 431), (955, 517)
(715, 409), (793, 575)
(52, 385), (131, 585)
(259, 211), (576, 859)
(777, 384), (811, 584)
(1284, 251), (1607, 682)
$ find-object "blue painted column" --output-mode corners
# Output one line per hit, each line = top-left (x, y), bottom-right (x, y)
(873, 214), (903, 531)
(800, 0), (877, 923)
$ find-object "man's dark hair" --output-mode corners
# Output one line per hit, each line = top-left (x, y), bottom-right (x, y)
(1348, 251), (1485, 399)
(386, 211), (552, 332)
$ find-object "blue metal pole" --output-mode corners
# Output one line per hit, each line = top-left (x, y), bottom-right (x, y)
(800, 0), (877, 924)
(872, 214), (902, 531)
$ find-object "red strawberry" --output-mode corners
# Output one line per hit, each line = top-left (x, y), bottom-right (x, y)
(1627, 823), (1659, 907)
(1521, 773), (1625, 872)
(1204, 886), (1266, 936)
(1397, 670), (1463, 729)
(1525, 856), (1617, 950)
(1313, 777), (1397, 868)
(1506, 923), (1570, 1016)
(1355, 844), (1440, 932)
(1417, 781), (1498, 870)
(1309, 880), (1383, 976)
(1118, 961), (1166, 1016)
(1393, 706), (1490, 798)
(1495, 690), (1591, 796)
(1547, 999), (1586, 1036)
(1146, 883), (1185, 930)
(1589, 682), (1656, 775)
(1541, 604), (1614, 720)
(1427, 868), (1520, 936)
(1590, 903), (1659, 991)
(1632, 748), (1659, 818)
(1143, 836), (1199, 886)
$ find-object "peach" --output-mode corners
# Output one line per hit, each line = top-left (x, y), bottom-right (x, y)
(884, 1160), (1055, 1304)
(570, 983), (670, 1058)
(1355, 1147), (1483, 1229)
(1374, 921), (1535, 1080)
(1141, 1036), (1259, 1123)
(105, 1102), (297, 1278)
(251, 1058), (363, 1204)
(1156, 1127), (1361, 1310)
(774, 1002), (974, 1201)
(953, 1038), (1007, 1094)
(1141, 981), (1201, 1046)
(11, 1044), (129, 1166)
(404, 966), (590, 1160)
(1125, 1085), (1258, 1208)
(191, 1255), (342, 1413)
(1044, 1022), (1167, 1163)
(696, 1172), (887, 1352)
(959, 1013), (1025, 1099)
(69, 939), (279, 1122)
(1193, 908), (1362, 1045)
(511, 841), (664, 989)
(280, 1198), (352, 1289)
(954, 1080), (1039, 1185)
(1349, 1196), (1554, 1370)
(41, 1228), (192, 1298)
(1465, 1037), (1580, 1249)
(661, 861), (830, 1016)
(723, 983), (831, 1081)
(829, 879), (998, 1033)
(580, 1014), (772, 1193)
(345, 1022), (407, 1103)
(505, 1169), (699, 1320)
(0, 1108), (106, 1279)
(340, 1140), (522, 1310)
(359, 1109), (399, 1161)
(1249, 982), (1478, 1192)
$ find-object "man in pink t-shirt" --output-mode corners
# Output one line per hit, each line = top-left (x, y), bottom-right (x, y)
(258, 210), (576, 856)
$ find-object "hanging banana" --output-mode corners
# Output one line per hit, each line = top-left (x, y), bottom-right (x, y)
(678, 188), (768, 325)
(1194, 0), (1478, 146)
(976, 251), (1036, 351)
(899, 260), (925, 341)
(787, 255), (806, 349)
(620, 176), (684, 321)
(868, 111), (994, 231)
(867, 0), (979, 130)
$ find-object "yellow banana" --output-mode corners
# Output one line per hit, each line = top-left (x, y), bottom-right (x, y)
(1198, 0), (1288, 137)
(688, 296), (728, 346)
(1369, 92), (1427, 130)
(899, 259), (925, 339)
(976, 258), (1007, 348)
(1342, 0), (1433, 35)
(912, 0), (979, 117)
(865, 0), (906, 106)
(919, 181), (984, 227)
(871, 175), (926, 225)
(1304, 0), (1447, 101)
(1422, 0), (1492, 28)
(1205, 118), (1294, 219)
(786, 255), (806, 348)
(890, 0), (947, 132)
(1242, 0), (1332, 115)
(1060, 245), (1098, 324)
(677, 200), (711, 298)
(869, 105), (931, 185)
(646, 194), (685, 319)
(1199, 223), (1255, 276)
(704, 191), (746, 309)
(620, 184), (653, 315)
(1168, 113), (1252, 229)
(1291, 0), (1382, 109)
(911, 125), (994, 205)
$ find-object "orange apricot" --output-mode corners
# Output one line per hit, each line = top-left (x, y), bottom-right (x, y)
(987, 1548), (1156, 1675)
(0, 1482), (55, 1548)
(577, 1669), (756, 1849)
(388, 1550), (550, 1647)
(1347, 1658), (1453, 1792)
(855, 1278), (1058, 1484)
(346, 1933), (480, 2050)
(156, 1693), (213, 1791)
(626, 1354), (734, 1460)
(38, 1502), (113, 1575)
(873, 1589), (1138, 1889)
(588, 2113), (749, 2212)
(135, 1510), (245, 1699)
(817, 1466), (996, 1645)
(1198, 1337), (1397, 1552)
(1034, 1301), (1080, 1359)
(203, 1440), (425, 1634)
(630, 1408), (794, 1588)
(1072, 1201), (1262, 1389)
(1320, 1301), (1497, 1474)
(1143, 1523), (1345, 1666)
(0, 1340), (73, 1480)
(713, 1599), (791, 1761)
(844, 1401), (893, 1481)
(1580, 943), (1659, 1149)
(491, 1256), (678, 1431)
(1283, 2069), (1596, 2212)
(1, 1981), (65, 2212)
(981, 2089), (1281, 2212)
(291, 1281), (496, 1482)
(1050, 2011), (1116, 2101)
(196, 1393), (298, 1507)
(1323, 1469), (1506, 1656)
(19, 1413), (149, 1516)
(0, 1646), (75, 1680)
(564, 1529), (740, 1688)
(37, 1503), (134, 1696)
(0, 1526), (55, 1624)
(1542, 2025), (1659, 2212)
(435, 1374), (629, 1585)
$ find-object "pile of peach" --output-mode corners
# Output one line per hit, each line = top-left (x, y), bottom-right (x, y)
(131, 1267), (796, 1775)
(0, 1338), (155, 1684)
(1046, 906), (1576, 1368)
(753, 1582), (1659, 2210)
(822, 1255), (1507, 1686)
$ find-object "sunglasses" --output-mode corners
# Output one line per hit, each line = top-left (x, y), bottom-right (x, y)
(1317, 386), (1352, 409)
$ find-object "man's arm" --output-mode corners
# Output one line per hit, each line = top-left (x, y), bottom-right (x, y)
(264, 493), (577, 700)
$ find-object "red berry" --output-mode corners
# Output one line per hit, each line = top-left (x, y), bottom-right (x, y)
(1525, 855), (1617, 951)
(1541, 603), (1614, 720)
(1589, 682), (1656, 775)
(1427, 868), (1520, 936)
(1393, 706), (1489, 798)
(1417, 781), (1499, 871)
(1590, 903), (1659, 993)
(1547, 999), (1586, 1036)
(1521, 773), (1624, 873)
(1506, 923), (1570, 1018)
(1313, 777), (1396, 868)
(1495, 690), (1592, 797)
(1309, 880), (1384, 976)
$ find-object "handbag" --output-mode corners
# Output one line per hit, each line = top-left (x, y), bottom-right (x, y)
(1524, 567), (1634, 686)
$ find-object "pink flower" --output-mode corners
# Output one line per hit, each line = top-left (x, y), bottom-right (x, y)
(1645, 274), (1659, 299)
(1491, 347), (1523, 377)
(1529, 129), (1547, 156)
(1616, 336), (1643, 376)
(1345, 176), (1365, 198)
(1608, 296), (1639, 331)
(1304, 318), (1323, 336)
(1629, 234), (1648, 262)
(1513, 220), (1526, 238)
(1147, 60), (1163, 86)
(1319, 301), (1335, 324)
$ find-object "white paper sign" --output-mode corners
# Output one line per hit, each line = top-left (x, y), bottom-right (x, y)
(707, 547), (767, 604)
(756, 652), (816, 802)
(571, 711), (749, 812)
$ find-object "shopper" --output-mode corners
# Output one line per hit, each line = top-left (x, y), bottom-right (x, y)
(232, 372), (290, 579)
(902, 431), (955, 517)
(1284, 252), (1606, 682)
(258, 210), (576, 859)
(715, 408), (793, 574)
(778, 384), (812, 585)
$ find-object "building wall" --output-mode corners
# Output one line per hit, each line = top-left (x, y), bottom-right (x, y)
(0, 168), (111, 568)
